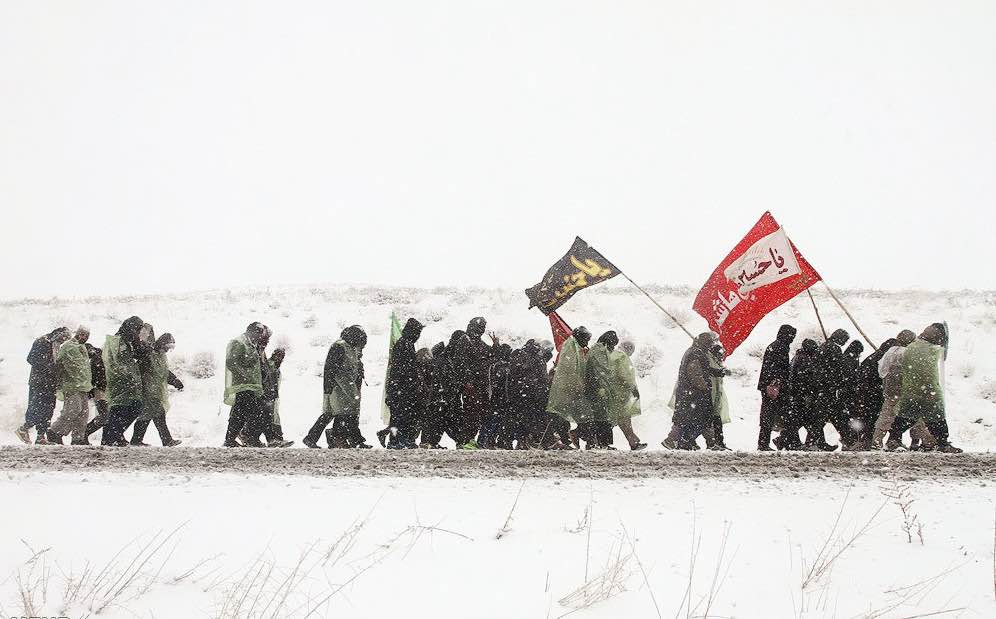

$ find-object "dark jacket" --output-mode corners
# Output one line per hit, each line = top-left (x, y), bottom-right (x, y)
(757, 325), (796, 392)
(788, 339), (820, 401)
(857, 339), (896, 417)
(674, 339), (714, 423)
(27, 337), (58, 389)
(509, 343), (549, 416)
(815, 335), (847, 403)
(86, 343), (107, 392)
(386, 319), (426, 409)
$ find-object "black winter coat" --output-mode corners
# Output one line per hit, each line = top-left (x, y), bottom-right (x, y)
(27, 337), (57, 389)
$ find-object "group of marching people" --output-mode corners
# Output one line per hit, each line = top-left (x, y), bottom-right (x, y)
(15, 315), (961, 454)
(288, 317), (647, 451)
(15, 317), (184, 447)
(754, 322), (962, 453)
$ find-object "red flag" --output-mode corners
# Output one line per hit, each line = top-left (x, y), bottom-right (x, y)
(549, 311), (573, 352)
(693, 212), (821, 354)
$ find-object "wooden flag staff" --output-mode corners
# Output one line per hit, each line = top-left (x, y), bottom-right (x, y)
(822, 282), (877, 350)
(806, 288), (828, 341)
(618, 272), (694, 339)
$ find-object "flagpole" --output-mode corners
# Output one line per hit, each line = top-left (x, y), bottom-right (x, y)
(805, 289), (828, 341)
(822, 282), (877, 349)
(618, 272), (694, 339)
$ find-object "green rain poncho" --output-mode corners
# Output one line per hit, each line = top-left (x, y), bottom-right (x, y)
(323, 340), (362, 416)
(708, 350), (731, 424)
(224, 334), (263, 406)
(547, 336), (592, 423)
(104, 335), (143, 407)
(139, 351), (172, 421)
(608, 350), (642, 424)
(897, 338), (945, 422)
(57, 339), (92, 395)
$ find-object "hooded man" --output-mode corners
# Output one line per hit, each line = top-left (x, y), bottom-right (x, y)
(222, 322), (267, 447)
(456, 317), (495, 448)
(131, 333), (184, 447)
(383, 318), (426, 448)
(885, 324), (962, 453)
(420, 333), (473, 448)
(806, 328), (850, 451)
(837, 340), (865, 450)
(504, 339), (551, 448)
(47, 327), (94, 445)
(585, 331), (621, 449)
(100, 317), (148, 446)
(82, 339), (109, 445)
(776, 338), (820, 450)
(15, 327), (72, 444)
(478, 343), (512, 449)
(305, 325), (371, 448)
(546, 326), (592, 446)
(757, 325), (797, 451)
(671, 332), (725, 450)
(851, 337), (897, 450)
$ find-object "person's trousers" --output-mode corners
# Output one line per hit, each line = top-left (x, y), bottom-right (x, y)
(49, 392), (90, 443)
(678, 417), (709, 449)
(132, 416), (174, 445)
(102, 402), (142, 445)
(22, 384), (56, 434)
(85, 397), (110, 438)
(225, 391), (264, 446)
(545, 414), (571, 448)
(328, 415), (364, 446)
(704, 416), (725, 448)
(889, 414), (949, 447)
(758, 394), (780, 448)
(477, 412), (502, 449)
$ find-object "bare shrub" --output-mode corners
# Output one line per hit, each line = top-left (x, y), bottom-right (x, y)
(801, 492), (886, 590)
(633, 344), (663, 378)
(881, 477), (924, 545)
(309, 334), (333, 348)
(978, 378), (996, 403)
(172, 351), (217, 379)
(557, 541), (634, 615)
(301, 314), (318, 329)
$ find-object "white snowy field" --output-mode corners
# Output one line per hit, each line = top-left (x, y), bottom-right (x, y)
(0, 471), (993, 618)
(1, 285), (994, 451)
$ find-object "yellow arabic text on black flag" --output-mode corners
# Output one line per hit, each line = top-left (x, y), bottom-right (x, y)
(525, 237), (620, 314)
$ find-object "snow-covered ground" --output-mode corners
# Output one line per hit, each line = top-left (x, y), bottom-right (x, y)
(1, 471), (994, 618)
(1, 285), (994, 451)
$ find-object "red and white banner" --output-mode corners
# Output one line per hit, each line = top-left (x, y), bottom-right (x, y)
(693, 212), (821, 354)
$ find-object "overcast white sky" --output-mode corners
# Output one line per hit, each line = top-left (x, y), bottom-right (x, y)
(1, 1), (994, 299)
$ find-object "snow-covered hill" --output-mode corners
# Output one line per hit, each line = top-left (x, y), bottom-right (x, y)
(2, 285), (994, 451)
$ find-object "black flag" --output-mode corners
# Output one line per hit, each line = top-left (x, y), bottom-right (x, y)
(525, 237), (620, 314)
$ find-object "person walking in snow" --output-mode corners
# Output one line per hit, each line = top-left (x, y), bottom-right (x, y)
(259, 347), (293, 447)
(807, 328), (850, 451)
(455, 317), (495, 448)
(851, 338), (896, 450)
(131, 332), (184, 447)
(419, 334), (471, 449)
(382, 318), (427, 449)
(222, 322), (268, 447)
(15, 327), (72, 444)
(46, 326), (94, 445)
(756, 325), (796, 451)
(872, 330), (916, 449)
(837, 340), (865, 450)
(478, 343), (512, 449)
(101, 317), (149, 446)
(82, 339), (109, 444)
(547, 326), (592, 448)
(702, 343), (732, 451)
(775, 338), (819, 450)
(304, 325), (370, 448)
(885, 323), (962, 453)
(609, 339), (647, 451)
(669, 332), (725, 450)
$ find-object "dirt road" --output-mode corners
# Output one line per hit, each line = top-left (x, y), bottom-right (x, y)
(1, 445), (993, 480)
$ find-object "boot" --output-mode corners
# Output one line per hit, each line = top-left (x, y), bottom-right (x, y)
(164, 439), (183, 447)
(376, 428), (390, 447)
(936, 443), (963, 454)
(15, 427), (31, 444)
(46, 431), (65, 445)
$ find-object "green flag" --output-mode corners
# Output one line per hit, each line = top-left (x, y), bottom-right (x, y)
(380, 312), (404, 424)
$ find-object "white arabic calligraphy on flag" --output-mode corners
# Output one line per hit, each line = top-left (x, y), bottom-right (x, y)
(722, 227), (801, 294)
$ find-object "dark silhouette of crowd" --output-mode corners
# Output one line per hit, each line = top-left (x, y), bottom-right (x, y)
(14, 315), (961, 454)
